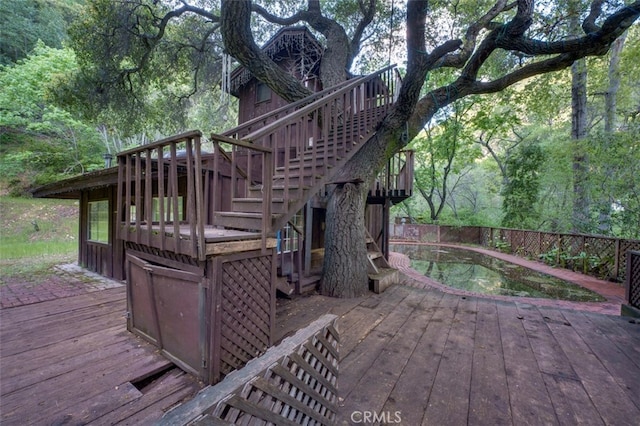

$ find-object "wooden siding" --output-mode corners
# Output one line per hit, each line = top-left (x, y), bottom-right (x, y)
(78, 186), (124, 280)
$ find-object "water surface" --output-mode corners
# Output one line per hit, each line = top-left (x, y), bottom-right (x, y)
(393, 244), (605, 302)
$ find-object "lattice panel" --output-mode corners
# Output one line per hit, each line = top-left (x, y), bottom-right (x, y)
(585, 237), (616, 279)
(626, 251), (640, 309)
(620, 241), (640, 282)
(220, 255), (273, 376)
(539, 233), (558, 256)
(522, 231), (541, 258)
(210, 322), (340, 426)
(125, 241), (201, 268)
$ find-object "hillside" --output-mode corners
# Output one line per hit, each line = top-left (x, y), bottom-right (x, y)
(0, 196), (78, 278)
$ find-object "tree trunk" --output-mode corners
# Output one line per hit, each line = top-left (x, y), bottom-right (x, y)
(320, 182), (369, 297)
(571, 57), (590, 233)
(598, 31), (627, 233)
(604, 32), (627, 133)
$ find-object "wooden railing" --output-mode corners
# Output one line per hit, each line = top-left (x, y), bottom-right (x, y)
(116, 66), (398, 260)
(237, 65), (398, 231)
(222, 75), (373, 140)
(116, 131), (273, 260)
(369, 150), (414, 201)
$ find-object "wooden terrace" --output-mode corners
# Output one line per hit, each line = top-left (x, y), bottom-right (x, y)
(2, 264), (639, 425)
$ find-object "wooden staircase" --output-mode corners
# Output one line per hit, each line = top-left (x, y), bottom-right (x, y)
(211, 65), (399, 235)
(366, 229), (399, 293)
(116, 65), (402, 291)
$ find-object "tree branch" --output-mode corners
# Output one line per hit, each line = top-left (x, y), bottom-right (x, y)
(251, 3), (306, 26)
(435, 0), (515, 69)
(220, 0), (312, 102)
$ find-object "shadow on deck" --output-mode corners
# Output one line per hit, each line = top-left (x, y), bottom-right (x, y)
(2, 268), (639, 424)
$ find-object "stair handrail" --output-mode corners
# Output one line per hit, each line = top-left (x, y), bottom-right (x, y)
(241, 64), (396, 143)
(222, 76), (367, 139)
(208, 133), (274, 252)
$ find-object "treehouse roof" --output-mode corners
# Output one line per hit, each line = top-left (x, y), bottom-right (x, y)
(229, 26), (323, 96)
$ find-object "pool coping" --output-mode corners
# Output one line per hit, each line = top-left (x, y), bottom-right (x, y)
(389, 241), (626, 316)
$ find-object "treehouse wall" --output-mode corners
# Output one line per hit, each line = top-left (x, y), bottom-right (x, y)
(78, 186), (123, 280)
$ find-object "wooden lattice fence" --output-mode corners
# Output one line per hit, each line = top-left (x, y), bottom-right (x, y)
(626, 251), (640, 310)
(160, 314), (339, 426)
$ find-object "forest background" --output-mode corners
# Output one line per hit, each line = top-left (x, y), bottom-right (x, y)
(1, 0), (638, 242)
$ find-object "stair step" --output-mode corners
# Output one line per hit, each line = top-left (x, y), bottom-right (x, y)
(271, 175), (322, 186)
(367, 251), (382, 260)
(232, 198), (287, 214)
(274, 162), (333, 175)
(248, 184), (309, 198)
(369, 267), (399, 294)
(276, 276), (294, 297)
(213, 211), (279, 231)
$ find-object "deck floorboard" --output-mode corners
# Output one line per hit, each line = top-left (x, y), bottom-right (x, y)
(0, 287), (203, 425)
(2, 272), (640, 425)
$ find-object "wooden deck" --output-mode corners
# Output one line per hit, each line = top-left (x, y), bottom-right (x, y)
(277, 285), (640, 425)
(2, 276), (639, 425)
(0, 287), (203, 425)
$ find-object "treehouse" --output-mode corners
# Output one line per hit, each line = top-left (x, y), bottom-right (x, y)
(32, 26), (414, 384)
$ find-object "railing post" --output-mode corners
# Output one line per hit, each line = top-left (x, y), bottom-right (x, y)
(193, 135), (206, 261)
(262, 150), (273, 253)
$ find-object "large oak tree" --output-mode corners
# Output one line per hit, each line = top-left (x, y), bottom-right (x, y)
(70, 0), (640, 297)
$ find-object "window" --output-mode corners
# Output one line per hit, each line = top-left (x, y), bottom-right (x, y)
(88, 200), (109, 243)
(277, 211), (303, 254)
(256, 82), (271, 103)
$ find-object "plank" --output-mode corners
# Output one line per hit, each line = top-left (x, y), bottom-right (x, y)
(377, 290), (453, 426)
(44, 381), (143, 426)
(1, 299), (124, 344)
(0, 325), (126, 381)
(538, 306), (640, 425)
(574, 311), (640, 370)
(421, 296), (478, 426)
(338, 285), (413, 357)
(0, 311), (125, 357)
(337, 287), (422, 398)
(467, 298), (512, 426)
(86, 369), (200, 425)
(514, 303), (591, 425)
(0, 351), (172, 424)
(554, 309), (640, 412)
(1, 328), (134, 395)
(115, 384), (199, 426)
(496, 301), (559, 425)
(338, 289), (432, 421)
(0, 287), (125, 326)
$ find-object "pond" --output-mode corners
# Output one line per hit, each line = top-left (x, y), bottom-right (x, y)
(392, 244), (605, 302)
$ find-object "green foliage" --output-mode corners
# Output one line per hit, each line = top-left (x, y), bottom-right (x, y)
(580, 129), (640, 239)
(0, 0), (81, 65)
(66, 0), (232, 135)
(501, 141), (546, 228)
(0, 43), (104, 193)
